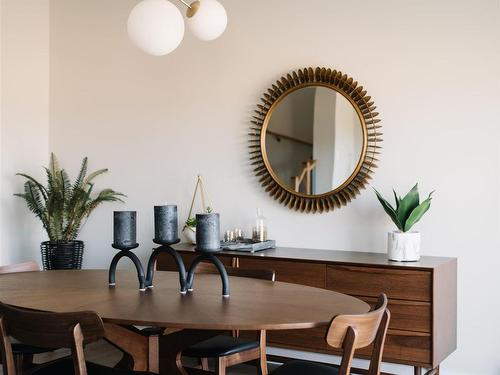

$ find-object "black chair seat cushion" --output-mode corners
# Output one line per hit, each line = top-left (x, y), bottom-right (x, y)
(12, 343), (51, 355)
(31, 358), (155, 375)
(272, 360), (339, 375)
(139, 326), (164, 336)
(183, 335), (259, 358)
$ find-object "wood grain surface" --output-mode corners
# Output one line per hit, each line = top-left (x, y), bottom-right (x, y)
(0, 270), (369, 331)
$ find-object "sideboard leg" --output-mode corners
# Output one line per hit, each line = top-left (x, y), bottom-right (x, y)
(414, 367), (422, 375)
(423, 366), (440, 375)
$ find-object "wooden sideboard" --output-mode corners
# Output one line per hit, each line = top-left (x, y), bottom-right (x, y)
(157, 244), (457, 375)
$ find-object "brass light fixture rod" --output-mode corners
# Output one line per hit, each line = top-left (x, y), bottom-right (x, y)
(177, 0), (192, 9)
(176, 0), (201, 18)
(134, 0), (194, 9)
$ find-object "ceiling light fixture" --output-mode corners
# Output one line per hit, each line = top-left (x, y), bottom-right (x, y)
(127, 0), (227, 56)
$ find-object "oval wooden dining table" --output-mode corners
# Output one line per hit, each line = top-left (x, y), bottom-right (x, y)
(0, 269), (369, 375)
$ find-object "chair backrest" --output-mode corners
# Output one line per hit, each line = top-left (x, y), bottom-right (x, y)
(325, 294), (390, 375)
(0, 302), (105, 375)
(195, 262), (275, 281)
(0, 261), (39, 275)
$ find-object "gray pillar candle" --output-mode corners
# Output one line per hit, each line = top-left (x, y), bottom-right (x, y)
(113, 211), (137, 248)
(154, 205), (178, 244)
(196, 213), (220, 252)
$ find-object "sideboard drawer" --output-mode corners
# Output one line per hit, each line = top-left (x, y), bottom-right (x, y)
(361, 297), (431, 333)
(326, 265), (432, 302)
(374, 330), (431, 366)
(238, 258), (326, 288)
(328, 329), (432, 367)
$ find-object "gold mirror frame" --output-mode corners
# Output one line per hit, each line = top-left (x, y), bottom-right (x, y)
(250, 67), (382, 213)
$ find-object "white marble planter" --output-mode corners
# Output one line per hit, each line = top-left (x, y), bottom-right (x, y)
(183, 226), (196, 244)
(387, 231), (421, 262)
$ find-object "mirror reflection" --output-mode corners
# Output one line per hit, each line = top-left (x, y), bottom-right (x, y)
(265, 86), (363, 195)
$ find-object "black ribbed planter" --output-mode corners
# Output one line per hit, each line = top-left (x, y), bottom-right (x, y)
(41, 241), (84, 270)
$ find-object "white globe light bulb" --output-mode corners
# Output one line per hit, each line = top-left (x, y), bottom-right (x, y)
(186, 0), (227, 41)
(127, 0), (185, 56)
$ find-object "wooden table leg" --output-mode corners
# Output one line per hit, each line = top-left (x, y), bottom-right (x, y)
(14, 353), (33, 375)
(414, 367), (422, 375)
(104, 323), (219, 375)
(104, 323), (158, 373)
(159, 329), (220, 375)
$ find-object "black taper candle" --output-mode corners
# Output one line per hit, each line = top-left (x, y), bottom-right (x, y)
(113, 211), (137, 249)
(154, 205), (178, 244)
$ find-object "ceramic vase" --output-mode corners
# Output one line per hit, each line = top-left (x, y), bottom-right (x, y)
(183, 226), (197, 244)
(387, 231), (421, 262)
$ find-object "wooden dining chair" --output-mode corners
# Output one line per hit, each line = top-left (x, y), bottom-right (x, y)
(0, 261), (47, 374)
(183, 263), (275, 375)
(0, 261), (39, 275)
(271, 294), (390, 375)
(0, 302), (155, 375)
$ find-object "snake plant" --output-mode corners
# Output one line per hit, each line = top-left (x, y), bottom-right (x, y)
(374, 184), (434, 232)
(15, 153), (125, 243)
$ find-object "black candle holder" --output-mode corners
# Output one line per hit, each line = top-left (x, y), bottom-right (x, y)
(108, 242), (230, 297)
(108, 206), (229, 296)
(186, 249), (230, 297)
(108, 243), (147, 291)
(145, 238), (187, 293)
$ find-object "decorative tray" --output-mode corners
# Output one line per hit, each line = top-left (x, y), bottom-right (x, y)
(220, 239), (276, 253)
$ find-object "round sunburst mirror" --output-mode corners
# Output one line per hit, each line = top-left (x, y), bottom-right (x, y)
(250, 67), (381, 213)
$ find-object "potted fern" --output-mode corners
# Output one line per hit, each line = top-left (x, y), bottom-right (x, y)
(374, 184), (433, 262)
(15, 153), (125, 270)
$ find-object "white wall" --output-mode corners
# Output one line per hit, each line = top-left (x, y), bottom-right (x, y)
(0, 1), (3, 265)
(43, 0), (500, 374)
(0, 0), (50, 265)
